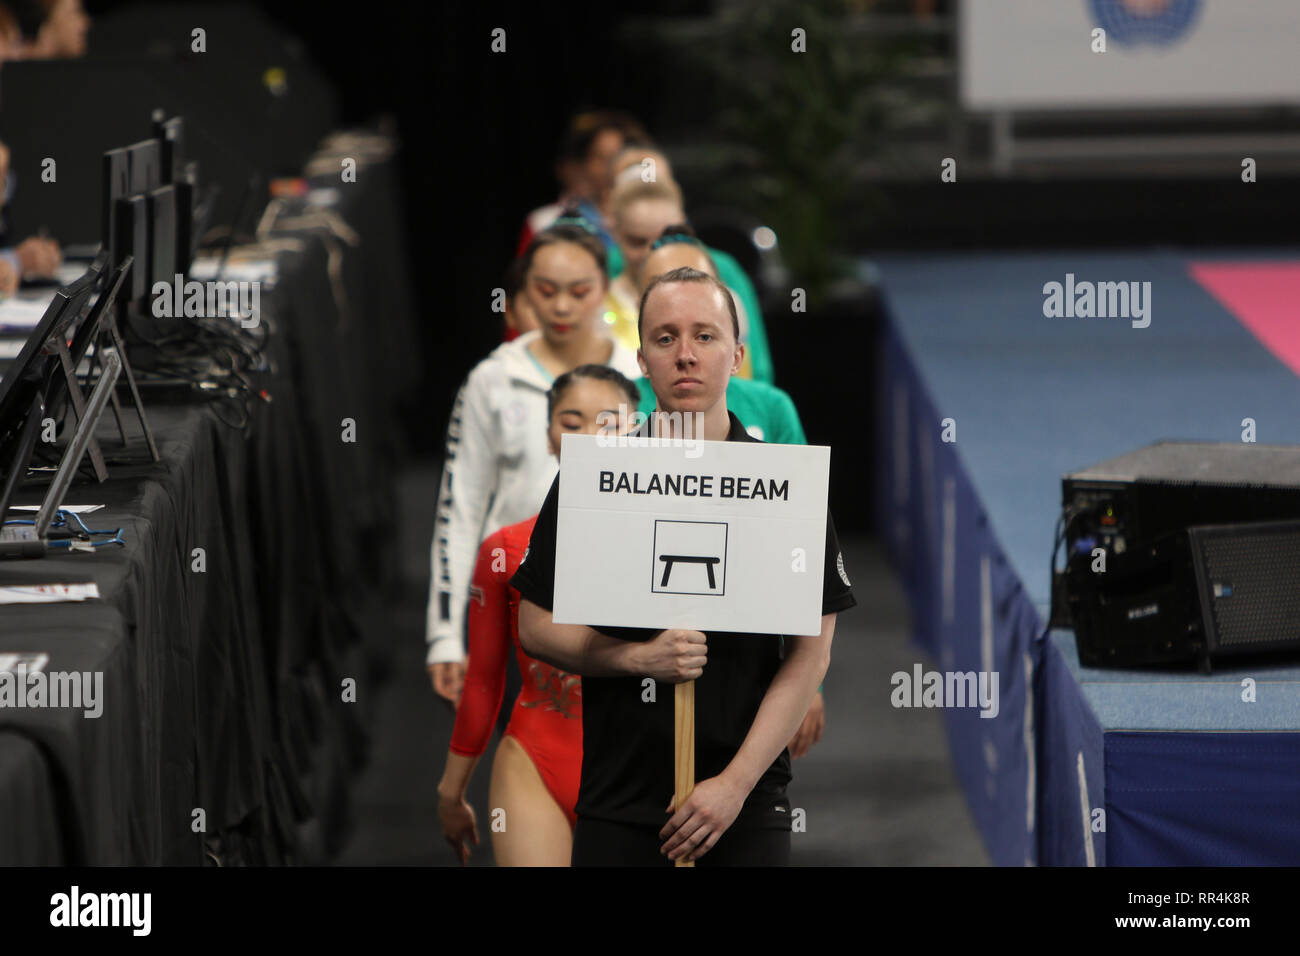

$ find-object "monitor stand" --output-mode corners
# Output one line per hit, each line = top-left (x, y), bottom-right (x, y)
(0, 352), (122, 559)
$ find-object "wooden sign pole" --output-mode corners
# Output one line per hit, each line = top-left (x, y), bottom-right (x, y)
(674, 678), (695, 867)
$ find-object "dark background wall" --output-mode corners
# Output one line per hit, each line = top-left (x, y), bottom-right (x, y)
(251, 0), (693, 446)
(52, 1), (1300, 512)
(63, 0), (692, 447)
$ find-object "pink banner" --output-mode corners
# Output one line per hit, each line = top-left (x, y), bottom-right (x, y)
(1189, 261), (1300, 377)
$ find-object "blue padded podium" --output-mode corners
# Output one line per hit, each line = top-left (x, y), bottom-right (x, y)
(871, 249), (1300, 866)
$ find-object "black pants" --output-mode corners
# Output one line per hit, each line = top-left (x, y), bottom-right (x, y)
(571, 817), (791, 867)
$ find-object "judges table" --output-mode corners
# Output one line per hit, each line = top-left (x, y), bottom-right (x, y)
(0, 130), (417, 865)
(873, 249), (1300, 866)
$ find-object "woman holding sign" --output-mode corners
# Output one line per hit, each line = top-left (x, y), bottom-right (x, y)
(513, 267), (855, 866)
(437, 365), (642, 865)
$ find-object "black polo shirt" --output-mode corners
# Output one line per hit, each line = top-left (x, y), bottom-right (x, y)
(511, 410), (856, 830)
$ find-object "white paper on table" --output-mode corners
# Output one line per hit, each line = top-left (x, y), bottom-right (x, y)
(187, 257), (279, 286)
(0, 652), (50, 671)
(0, 294), (57, 330)
(55, 262), (88, 285)
(10, 504), (105, 514)
(0, 584), (99, 606)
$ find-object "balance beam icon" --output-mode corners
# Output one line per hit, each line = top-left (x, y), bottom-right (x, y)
(658, 554), (721, 589)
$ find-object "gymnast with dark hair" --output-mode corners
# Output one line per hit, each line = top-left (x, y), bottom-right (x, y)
(425, 218), (642, 703)
(437, 365), (641, 866)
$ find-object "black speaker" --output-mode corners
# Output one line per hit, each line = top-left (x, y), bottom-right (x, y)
(1189, 520), (1300, 661)
(1060, 441), (1300, 671)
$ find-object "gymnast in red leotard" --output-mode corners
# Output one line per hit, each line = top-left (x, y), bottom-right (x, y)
(437, 364), (641, 866)
(458, 516), (582, 818)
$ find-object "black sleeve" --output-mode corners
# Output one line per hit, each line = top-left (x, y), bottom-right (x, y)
(822, 510), (857, 615)
(510, 474), (559, 610)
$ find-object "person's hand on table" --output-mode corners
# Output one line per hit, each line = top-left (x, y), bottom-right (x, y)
(429, 660), (466, 707)
(16, 236), (61, 278)
(632, 628), (707, 683)
(660, 772), (747, 863)
(0, 257), (17, 297)
(788, 690), (825, 758)
(437, 786), (480, 865)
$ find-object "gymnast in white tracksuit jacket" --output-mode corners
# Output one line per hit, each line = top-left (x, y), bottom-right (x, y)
(426, 222), (642, 678)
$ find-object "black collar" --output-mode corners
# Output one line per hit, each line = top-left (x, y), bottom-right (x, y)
(727, 410), (760, 442)
(635, 410), (757, 443)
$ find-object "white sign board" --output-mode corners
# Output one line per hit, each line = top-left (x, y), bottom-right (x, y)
(961, 0), (1300, 110)
(552, 434), (830, 636)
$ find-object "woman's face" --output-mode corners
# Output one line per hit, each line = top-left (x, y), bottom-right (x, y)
(37, 0), (89, 58)
(525, 242), (606, 347)
(547, 378), (637, 459)
(614, 199), (684, 284)
(636, 281), (741, 417)
(583, 129), (624, 199)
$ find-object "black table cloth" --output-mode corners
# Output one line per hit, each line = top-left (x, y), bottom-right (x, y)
(0, 133), (417, 865)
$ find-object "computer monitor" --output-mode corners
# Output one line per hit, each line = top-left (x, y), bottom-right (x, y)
(0, 268), (99, 429)
(148, 185), (177, 288)
(179, 161), (205, 271)
(154, 114), (197, 274)
(0, 385), (46, 539)
(154, 115), (184, 186)
(42, 254), (127, 442)
(64, 250), (109, 330)
(0, 266), (100, 492)
(115, 194), (148, 308)
(67, 254), (131, 374)
(102, 147), (130, 253)
(125, 139), (161, 196)
(0, 351), (122, 559)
